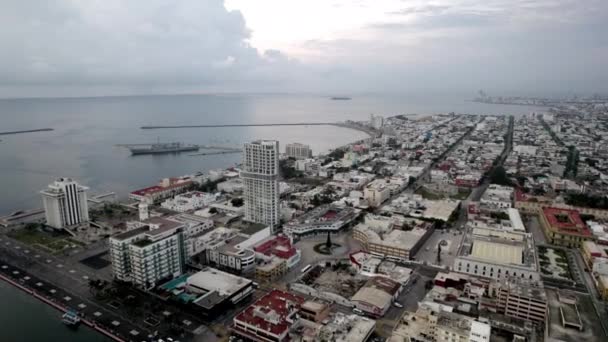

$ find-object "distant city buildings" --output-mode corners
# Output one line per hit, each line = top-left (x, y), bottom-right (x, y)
(41, 177), (89, 229)
(285, 142), (313, 159)
(241, 140), (280, 231)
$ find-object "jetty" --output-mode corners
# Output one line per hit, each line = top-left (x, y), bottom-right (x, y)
(0, 128), (54, 136)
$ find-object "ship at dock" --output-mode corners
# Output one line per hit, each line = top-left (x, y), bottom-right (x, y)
(128, 142), (199, 155)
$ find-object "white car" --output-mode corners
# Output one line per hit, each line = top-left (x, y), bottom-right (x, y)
(393, 302), (403, 308)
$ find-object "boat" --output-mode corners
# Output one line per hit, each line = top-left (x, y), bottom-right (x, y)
(129, 142), (200, 155)
(330, 96), (352, 100)
(62, 310), (81, 327)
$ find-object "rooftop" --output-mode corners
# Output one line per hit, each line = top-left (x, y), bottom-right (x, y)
(234, 290), (305, 337)
(542, 207), (592, 237)
(188, 267), (252, 309)
(471, 240), (523, 265)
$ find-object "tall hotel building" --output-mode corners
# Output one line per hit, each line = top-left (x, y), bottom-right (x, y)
(241, 140), (280, 231)
(285, 142), (313, 159)
(40, 177), (89, 229)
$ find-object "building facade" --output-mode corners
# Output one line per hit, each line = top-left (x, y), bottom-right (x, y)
(285, 143), (313, 159)
(539, 207), (595, 248)
(41, 177), (89, 229)
(491, 277), (547, 323)
(241, 140), (280, 231)
(109, 217), (186, 289)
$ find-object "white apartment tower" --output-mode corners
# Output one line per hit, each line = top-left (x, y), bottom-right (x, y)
(241, 140), (280, 231)
(285, 142), (313, 159)
(41, 177), (89, 229)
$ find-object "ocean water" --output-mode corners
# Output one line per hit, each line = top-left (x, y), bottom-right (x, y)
(0, 93), (541, 341)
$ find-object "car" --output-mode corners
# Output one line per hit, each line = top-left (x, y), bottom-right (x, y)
(393, 302), (403, 308)
(353, 308), (364, 315)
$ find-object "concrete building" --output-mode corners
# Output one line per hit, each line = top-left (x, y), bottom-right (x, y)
(241, 140), (280, 231)
(299, 301), (331, 323)
(363, 179), (391, 207)
(40, 177), (89, 229)
(351, 276), (402, 317)
(479, 184), (513, 212)
(109, 217), (186, 289)
(353, 216), (433, 261)
(454, 227), (540, 281)
(232, 289), (305, 342)
(283, 205), (358, 238)
(285, 143), (313, 159)
(160, 191), (217, 212)
(490, 277), (547, 323)
(436, 311), (491, 342)
(206, 233), (256, 274)
(540, 207), (595, 247)
(185, 267), (254, 315)
(129, 177), (193, 203)
(253, 235), (301, 269)
(255, 256), (287, 283)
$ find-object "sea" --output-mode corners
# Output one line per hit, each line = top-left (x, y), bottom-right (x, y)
(0, 93), (541, 341)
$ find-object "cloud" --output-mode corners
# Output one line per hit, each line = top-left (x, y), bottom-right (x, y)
(0, 0), (294, 93)
(0, 0), (607, 97)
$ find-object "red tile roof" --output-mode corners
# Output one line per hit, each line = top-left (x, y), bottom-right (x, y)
(542, 207), (592, 237)
(254, 236), (296, 259)
(130, 180), (192, 196)
(233, 290), (304, 338)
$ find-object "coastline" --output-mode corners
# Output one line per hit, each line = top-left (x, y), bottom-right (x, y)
(0, 261), (125, 342)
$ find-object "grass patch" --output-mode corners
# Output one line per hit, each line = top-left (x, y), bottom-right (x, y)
(415, 187), (444, 200)
(8, 228), (74, 253)
(451, 189), (472, 200)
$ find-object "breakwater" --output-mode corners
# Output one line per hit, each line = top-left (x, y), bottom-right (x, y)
(0, 128), (54, 135)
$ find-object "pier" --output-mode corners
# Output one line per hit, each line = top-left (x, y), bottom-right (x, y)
(0, 128), (54, 136)
(139, 121), (379, 137)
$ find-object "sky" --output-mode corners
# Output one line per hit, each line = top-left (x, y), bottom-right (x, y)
(0, 0), (607, 98)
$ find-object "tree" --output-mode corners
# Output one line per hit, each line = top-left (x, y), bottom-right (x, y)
(326, 232), (332, 249)
(208, 207), (218, 214)
(437, 243), (442, 264)
(231, 198), (244, 207)
(488, 166), (512, 186)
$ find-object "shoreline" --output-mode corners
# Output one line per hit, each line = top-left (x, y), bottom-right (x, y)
(0, 265), (126, 342)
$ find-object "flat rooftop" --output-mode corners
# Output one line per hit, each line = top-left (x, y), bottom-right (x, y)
(471, 240), (523, 265)
(188, 268), (252, 309)
(111, 226), (149, 241)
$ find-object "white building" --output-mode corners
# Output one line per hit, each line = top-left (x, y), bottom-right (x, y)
(285, 142), (313, 159)
(364, 179), (391, 207)
(454, 227), (540, 282)
(241, 140), (280, 231)
(161, 191), (217, 212)
(40, 177), (89, 229)
(109, 217), (186, 289)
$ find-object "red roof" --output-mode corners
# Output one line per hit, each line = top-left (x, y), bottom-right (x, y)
(233, 290), (305, 338)
(542, 207), (592, 237)
(254, 236), (296, 259)
(130, 180), (192, 196)
(322, 210), (338, 220)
